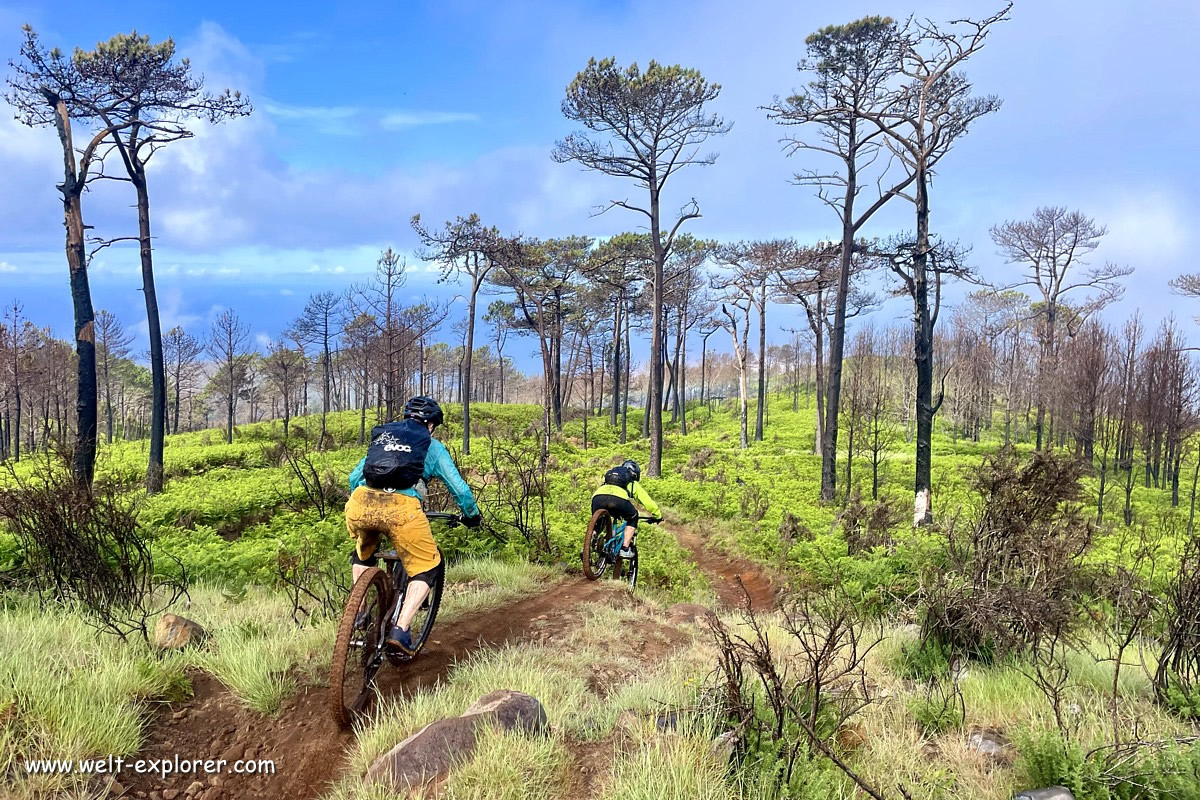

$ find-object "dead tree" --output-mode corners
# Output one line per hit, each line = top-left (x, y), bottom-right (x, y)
(288, 292), (342, 447)
(991, 207), (1129, 451)
(879, 237), (975, 525)
(412, 213), (501, 454)
(765, 15), (915, 502)
(207, 310), (252, 444)
(553, 58), (730, 478)
(6, 27), (106, 485)
(94, 310), (133, 445)
(859, 5), (1011, 523)
(162, 326), (203, 435)
(75, 32), (250, 493)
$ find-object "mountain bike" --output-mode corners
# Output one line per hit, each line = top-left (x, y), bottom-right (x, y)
(329, 511), (459, 728)
(581, 511), (662, 589)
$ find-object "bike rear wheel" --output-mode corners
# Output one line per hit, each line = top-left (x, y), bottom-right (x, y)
(625, 547), (639, 589)
(582, 509), (612, 580)
(330, 567), (389, 728)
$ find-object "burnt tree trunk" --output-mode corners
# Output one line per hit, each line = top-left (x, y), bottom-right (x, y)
(45, 91), (97, 485)
(133, 175), (166, 493)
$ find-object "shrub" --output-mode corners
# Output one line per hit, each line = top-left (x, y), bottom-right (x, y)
(1018, 730), (1200, 800)
(920, 448), (1094, 660)
(0, 459), (187, 641)
(778, 511), (814, 545)
(1155, 528), (1200, 715)
(706, 584), (892, 798)
(838, 492), (903, 555)
(908, 682), (964, 736)
(738, 483), (770, 522)
(892, 637), (953, 682)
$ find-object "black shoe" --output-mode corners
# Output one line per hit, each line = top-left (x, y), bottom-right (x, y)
(386, 625), (416, 655)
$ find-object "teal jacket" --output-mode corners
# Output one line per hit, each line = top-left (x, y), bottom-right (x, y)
(349, 438), (481, 519)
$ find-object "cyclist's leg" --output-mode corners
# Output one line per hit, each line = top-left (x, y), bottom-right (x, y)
(391, 498), (441, 633)
(593, 494), (638, 549)
(614, 498), (639, 548)
(345, 487), (384, 584)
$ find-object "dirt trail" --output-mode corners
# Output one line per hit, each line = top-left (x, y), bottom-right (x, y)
(122, 577), (617, 800)
(120, 532), (771, 800)
(674, 525), (777, 610)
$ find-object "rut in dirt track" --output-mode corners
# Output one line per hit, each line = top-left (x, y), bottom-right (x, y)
(122, 578), (617, 800)
(674, 525), (777, 611)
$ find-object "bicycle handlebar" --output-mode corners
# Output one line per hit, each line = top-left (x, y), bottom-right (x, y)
(425, 511), (462, 526)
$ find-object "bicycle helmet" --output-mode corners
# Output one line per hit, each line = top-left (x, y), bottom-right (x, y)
(622, 459), (641, 482)
(403, 396), (444, 427)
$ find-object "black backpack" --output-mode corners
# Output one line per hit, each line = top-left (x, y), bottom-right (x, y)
(363, 419), (431, 491)
(603, 464), (634, 490)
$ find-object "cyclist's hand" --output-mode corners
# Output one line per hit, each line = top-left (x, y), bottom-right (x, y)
(646, 517), (664, 525)
(463, 513), (483, 529)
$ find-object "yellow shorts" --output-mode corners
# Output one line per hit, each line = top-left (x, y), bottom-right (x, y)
(344, 487), (441, 576)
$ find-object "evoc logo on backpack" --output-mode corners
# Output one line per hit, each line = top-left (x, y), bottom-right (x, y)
(372, 431), (413, 453)
(363, 420), (431, 491)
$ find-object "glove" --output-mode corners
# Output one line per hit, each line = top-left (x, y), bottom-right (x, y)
(463, 513), (483, 529)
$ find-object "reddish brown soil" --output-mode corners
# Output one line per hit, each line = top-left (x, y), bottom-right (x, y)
(120, 578), (617, 800)
(116, 527), (766, 800)
(674, 526), (777, 610)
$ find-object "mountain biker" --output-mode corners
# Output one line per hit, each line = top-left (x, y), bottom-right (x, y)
(346, 396), (482, 654)
(591, 459), (661, 558)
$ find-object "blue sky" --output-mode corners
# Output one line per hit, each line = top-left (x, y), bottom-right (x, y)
(2, 0), (1198, 364)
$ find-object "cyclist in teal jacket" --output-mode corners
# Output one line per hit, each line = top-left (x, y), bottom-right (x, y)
(346, 397), (481, 652)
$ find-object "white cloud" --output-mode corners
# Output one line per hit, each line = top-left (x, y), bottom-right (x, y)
(1102, 191), (1187, 264)
(260, 98), (361, 136)
(0, 261), (15, 272)
(380, 111), (480, 129)
(261, 99), (359, 121)
(255, 332), (272, 349)
(280, 288), (294, 296)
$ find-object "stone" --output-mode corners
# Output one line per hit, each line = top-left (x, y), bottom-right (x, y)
(366, 690), (547, 791)
(106, 778), (127, 796)
(161, 790), (178, 800)
(154, 614), (208, 650)
(655, 711), (680, 731)
(218, 743), (242, 766)
(184, 781), (205, 797)
(1014, 788), (1074, 800)
(172, 709), (188, 720)
(968, 727), (1013, 766)
(461, 690), (548, 735)
(710, 729), (739, 763)
(666, 603), (714, 625)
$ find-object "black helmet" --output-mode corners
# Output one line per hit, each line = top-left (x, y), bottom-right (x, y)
(622, 459), (641, 481)
(403, 396), (444, 427)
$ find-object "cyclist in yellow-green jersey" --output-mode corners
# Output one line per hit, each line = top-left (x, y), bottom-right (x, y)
(591, 459), (661, 557)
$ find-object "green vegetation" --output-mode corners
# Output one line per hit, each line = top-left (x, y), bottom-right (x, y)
(3, 394), (1200, 798)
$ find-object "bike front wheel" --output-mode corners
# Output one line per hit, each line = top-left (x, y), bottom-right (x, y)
(582, 509), (612, 580)
(330, 567), (389, 728)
